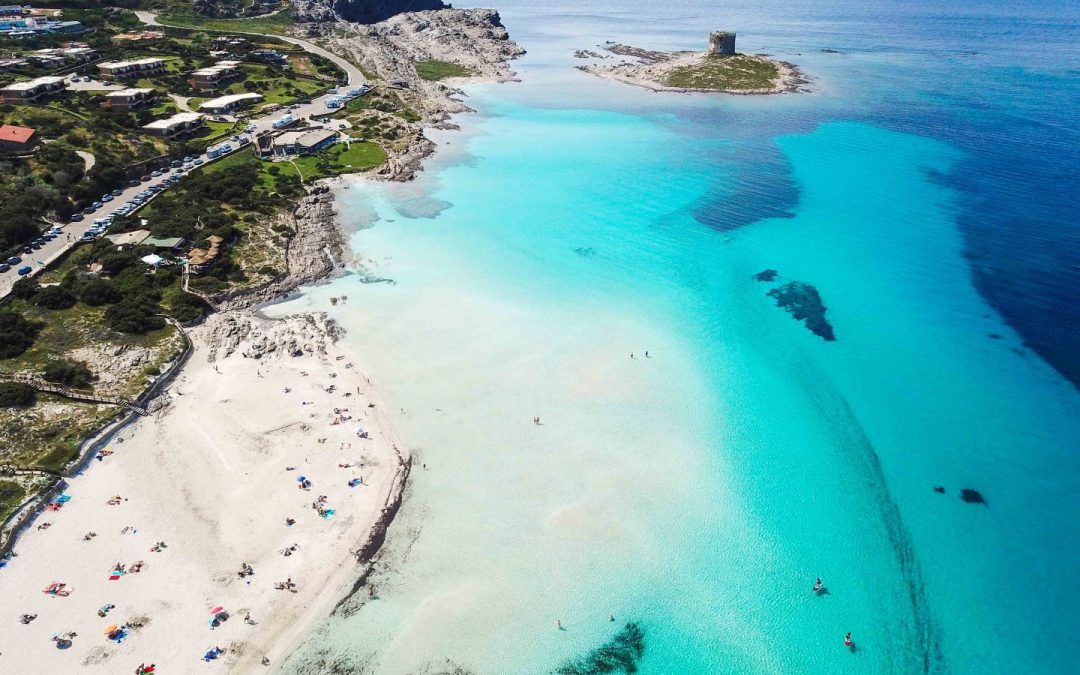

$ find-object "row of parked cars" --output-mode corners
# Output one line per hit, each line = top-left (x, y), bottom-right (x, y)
(5, 150), (217, 281)
(1, 225), (64, 275)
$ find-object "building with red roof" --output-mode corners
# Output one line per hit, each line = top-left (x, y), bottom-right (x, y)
(0, 124), (37, 152)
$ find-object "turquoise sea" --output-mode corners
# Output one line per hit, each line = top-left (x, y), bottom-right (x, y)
(272, 1), (1080, 672)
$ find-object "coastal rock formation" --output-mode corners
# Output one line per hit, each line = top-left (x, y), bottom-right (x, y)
(767, 281), (836, 341)
(200, 311), (341, 363)
(290, 0), (447, 23)
(960, 488), (987, 505)
(556, 622), (645, 675)
(312, 8), (522, 180)
(215, 185), (349, 311)
(321, 8), (523, 115)
(578, 37), (808, 95)
(288, 187), (348, 285)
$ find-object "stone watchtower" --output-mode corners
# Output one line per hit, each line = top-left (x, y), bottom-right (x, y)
(708, 31), (736, 56)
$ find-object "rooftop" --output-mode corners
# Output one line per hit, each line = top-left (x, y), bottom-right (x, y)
(143, 236), (184, 249)
(143, 111), (203, 130)
(0, 124), (35, 144)
(105, 229), (150, 246)
(105, 87), (154, 98)
(98, 57), (165, 69)
(1, 75), (65, 90)
(192, 60), (244, 76)
(197, 92), (263, 109)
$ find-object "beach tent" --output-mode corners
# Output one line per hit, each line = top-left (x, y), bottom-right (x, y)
(141, 253), (164, 267)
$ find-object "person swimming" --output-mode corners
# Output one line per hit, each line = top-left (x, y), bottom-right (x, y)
(813, 578), (823, 593)
(844, 632), (853, 649)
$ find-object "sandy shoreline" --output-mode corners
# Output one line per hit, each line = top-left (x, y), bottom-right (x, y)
(0, 9), (524, 673)
(0, 312), (407, 673)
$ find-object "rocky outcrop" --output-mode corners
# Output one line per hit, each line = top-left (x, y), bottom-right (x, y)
(767, 281), (836, 341)
(321, 8), (524, 118)
(287, 186), (348, 286)
(290, 0), (446, 23)
(200, 311), (341, 363)
(579, 41), (809, 95)
(316, 8), (522, 180)
(215, 184), (349, 311)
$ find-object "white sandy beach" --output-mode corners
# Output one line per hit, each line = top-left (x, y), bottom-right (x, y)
(0, 311), (406, 673)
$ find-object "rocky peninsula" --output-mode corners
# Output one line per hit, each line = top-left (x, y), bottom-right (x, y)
(578, 32), (808, 95)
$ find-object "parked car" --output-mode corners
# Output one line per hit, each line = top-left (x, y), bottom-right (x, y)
(17, 266), (31, 276)
(112, 189), (123, 197)
(101, 194), (113, 202)
(128, 179), (140, 187)
(70, 213), (84, 222)
(140, 175), (151, 182)
(193, 158), (204, 165)
(6, 256), (21, 265)
(92, 201), (103, 208)
(0, 263), (9, 273)
(83, 206), (96, 214)
(81, 76), (90, 82)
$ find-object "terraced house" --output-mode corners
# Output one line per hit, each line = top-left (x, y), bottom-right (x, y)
(97, 57), (166, 80)
(142, 111), (205, 140)
(189, 60), (244, 90)
(102, 87), (157, 112)
(0, 124), (37, 152)
(110, 30), (165, 46)
(0, 75), (67, 103)
(197, 92), (263, 114)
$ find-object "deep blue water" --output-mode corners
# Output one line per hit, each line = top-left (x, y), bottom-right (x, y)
(482, 0), (1080, 389)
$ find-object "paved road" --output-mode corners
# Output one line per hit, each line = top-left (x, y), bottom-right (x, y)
(134, 10), (364, 88)
(0, 12), (364, 299)
(75, 150), (95, 172)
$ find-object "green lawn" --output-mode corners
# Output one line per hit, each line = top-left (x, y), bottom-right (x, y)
(201, 136), (386, 186)
(666, 53), (780, 91)
(154, 11), (295, 36)
(415, 59), (474, 81)
(332, 141), (386, 171)
(240, 64), (327, 104)
(191, 120), (238, 143)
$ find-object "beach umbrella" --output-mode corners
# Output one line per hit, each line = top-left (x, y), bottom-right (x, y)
(104, 624), (118, 635)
